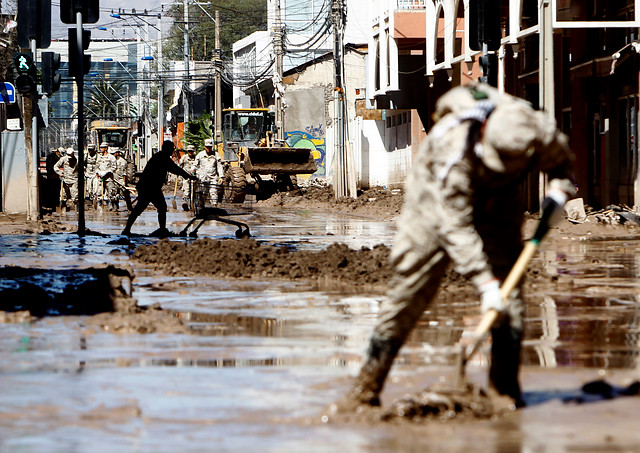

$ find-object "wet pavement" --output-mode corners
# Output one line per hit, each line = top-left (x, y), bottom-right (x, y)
(1, 201), (640, 452)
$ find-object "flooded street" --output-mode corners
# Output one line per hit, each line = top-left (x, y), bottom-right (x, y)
(1, 202), (640, 452)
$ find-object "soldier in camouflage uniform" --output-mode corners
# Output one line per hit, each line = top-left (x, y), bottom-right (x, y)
(194, 138), (224, 207)
(340, 83), (575, 410)
(54, 147), (79, 210)
(112, 148), (128, 210)
(85, 143), (99, 201)
(179, 144), (196, 209)
(96, 142), (116, 208)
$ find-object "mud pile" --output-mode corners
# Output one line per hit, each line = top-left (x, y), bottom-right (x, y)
(132, 238), (393, 290)
(131, 238), (552, 299)
(257, 184), (404, 220)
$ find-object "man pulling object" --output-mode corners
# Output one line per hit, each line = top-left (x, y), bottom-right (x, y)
(337, 83), (575, 411)
(122, 140), (198, 237)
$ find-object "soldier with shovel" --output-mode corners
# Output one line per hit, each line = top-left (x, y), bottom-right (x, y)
(338, 84), (576, 411)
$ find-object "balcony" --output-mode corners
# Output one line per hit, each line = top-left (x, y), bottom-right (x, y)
(397, 0), (425, 9)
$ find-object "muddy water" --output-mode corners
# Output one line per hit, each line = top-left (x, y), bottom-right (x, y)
(1, 206), (640, 451)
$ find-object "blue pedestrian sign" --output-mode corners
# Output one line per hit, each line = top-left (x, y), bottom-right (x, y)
(0, 82), (16, 103)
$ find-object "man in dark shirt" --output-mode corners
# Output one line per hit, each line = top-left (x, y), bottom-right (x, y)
(44, 147), (63, 210)
(122, 140), (197, 236)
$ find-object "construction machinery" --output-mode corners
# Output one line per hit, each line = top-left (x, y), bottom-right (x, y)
(89, 119), (137, 181)
(217, 108), (316, 203)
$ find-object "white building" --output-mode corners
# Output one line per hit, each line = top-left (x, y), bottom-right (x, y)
(232, 0), (418, 189)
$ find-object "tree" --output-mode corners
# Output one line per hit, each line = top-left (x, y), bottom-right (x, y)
(163, 0), (267, 61)
(85, 79), (128, 119)
(183, 112), (213, 152)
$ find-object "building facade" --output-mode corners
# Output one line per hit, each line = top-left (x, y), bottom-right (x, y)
(372, 0), (640, 211)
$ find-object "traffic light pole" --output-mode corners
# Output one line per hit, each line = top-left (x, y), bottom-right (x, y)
(27, 38), (40, 221)
(75, 13), (86, 236)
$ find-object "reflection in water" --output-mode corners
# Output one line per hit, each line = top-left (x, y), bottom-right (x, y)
(180, 311), (292, 337)
(524, 238), (640, 369)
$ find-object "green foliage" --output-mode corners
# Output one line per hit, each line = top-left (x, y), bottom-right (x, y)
(183, 112), (213, 152)
(86, 79), (128, 118)
(163, 0), (267, 61)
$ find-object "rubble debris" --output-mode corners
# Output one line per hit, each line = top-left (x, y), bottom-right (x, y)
(565, 198), (587, 223)
(583, 204), (640, 226)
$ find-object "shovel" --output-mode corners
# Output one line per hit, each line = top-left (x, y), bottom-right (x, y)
(454, 197), (559, 387)
(172, 177), (179, 209)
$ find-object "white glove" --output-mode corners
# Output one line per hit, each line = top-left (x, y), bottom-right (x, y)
(545, 187), (569, 207)
(479, 278), (505, 314)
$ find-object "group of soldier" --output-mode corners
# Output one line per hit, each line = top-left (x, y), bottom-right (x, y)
(45, 142), (130, 211)
(44, 138), (225, 214)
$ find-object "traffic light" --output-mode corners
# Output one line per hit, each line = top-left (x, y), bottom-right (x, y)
(13, 52), (37, 94)
(469, 0), (502, 52)
(479, 53), (498, 87)
(41, 51), (62, 94)
(60, 0), (100, 24)
(68, 28), (91, 77)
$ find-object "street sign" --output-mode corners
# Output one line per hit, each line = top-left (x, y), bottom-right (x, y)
(0, 82), (16, 103)
(17, 0), (51, 48)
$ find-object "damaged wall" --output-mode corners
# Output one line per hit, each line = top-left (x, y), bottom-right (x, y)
(283, 48), (405, 189)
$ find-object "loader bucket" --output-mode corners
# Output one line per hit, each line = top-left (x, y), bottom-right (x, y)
(244, 147), (317, 175)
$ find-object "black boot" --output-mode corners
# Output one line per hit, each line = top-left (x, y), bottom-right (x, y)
(343, 335), (403, 408)
(489, 322), (525, 407)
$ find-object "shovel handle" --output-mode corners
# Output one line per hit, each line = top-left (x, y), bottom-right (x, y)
(173, 176), (179, 197)
(464, 240), (540, 363)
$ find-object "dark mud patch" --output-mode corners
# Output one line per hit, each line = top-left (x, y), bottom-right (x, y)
(0, 265), (188, 335)
(0, 265), (135, 316)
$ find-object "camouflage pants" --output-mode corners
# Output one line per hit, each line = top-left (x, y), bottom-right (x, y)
(86, 175), (99, 199)
(182, 178), (191, 203)
(61, 180), (78, 205)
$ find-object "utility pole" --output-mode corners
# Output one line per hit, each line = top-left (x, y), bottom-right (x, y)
(183, 0), (190, 125)
(27, 39), (40, 221)
(74, 18), (86, 235)
(157, 10), (164, 153)
(273, 0), (284, 141)
(214, 9), (222, 144)
(332, 0), (348, 198)
(539, 0), (555, 208)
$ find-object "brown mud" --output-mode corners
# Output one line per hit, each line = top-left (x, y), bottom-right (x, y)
(256, 184), (405, 220)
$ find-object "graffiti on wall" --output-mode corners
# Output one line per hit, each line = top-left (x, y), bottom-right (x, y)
(304, 124), (324, 137)
(286, 130), (326, 178)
